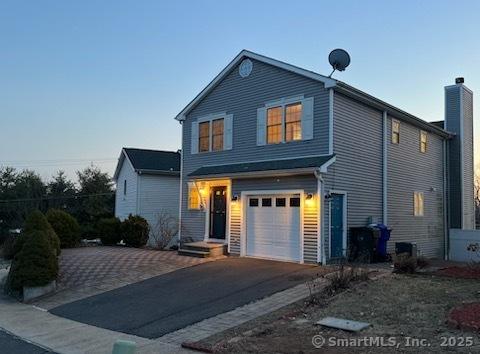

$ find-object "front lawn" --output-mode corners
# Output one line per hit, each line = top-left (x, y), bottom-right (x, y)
(197, 272), (480, 353)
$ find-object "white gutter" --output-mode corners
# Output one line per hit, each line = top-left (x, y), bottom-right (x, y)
(178, 122), (184, 243)
(443, 139), (449, 260)
(314, 169), (326, 265)
(382, 111), (388, 225)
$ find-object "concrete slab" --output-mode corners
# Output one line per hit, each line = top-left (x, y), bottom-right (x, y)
(316, 317), (370, 332)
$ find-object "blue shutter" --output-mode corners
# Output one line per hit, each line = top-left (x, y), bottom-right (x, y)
(224, 114), (233, 150)
(257, 107), (266, 146)
(191, 121), (199, 154)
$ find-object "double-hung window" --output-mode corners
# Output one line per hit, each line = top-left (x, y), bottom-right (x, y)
(266, 102), (303, 144)
(267, 107), (283, 144)
(413, 192), (424, 216)
(212, 119), (224, 151)
(199, 121), (211, 152)
(392, 119), (400, 144)
(192, 114), (232, 154)
(420, 131), (427, 153)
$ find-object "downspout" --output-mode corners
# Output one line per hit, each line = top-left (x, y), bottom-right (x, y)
(178, 121), (184, 244)
(443, 138), (449, 260)
(314, 170), (326, 265)
(382, 111), (388, 225)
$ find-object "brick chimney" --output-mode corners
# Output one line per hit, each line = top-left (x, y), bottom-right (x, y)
(445, 78), (475, 229)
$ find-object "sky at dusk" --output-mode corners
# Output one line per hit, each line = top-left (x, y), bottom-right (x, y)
(1, 0), (479, 182)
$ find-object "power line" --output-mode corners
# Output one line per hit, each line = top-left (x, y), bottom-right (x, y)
(0, 192), (115, 204)
(0, 157), (117, 164)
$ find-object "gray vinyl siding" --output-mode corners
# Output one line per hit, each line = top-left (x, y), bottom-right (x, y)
(445, 87), (462, 228)
(231, 175), (318, 263)
(387, 115), (445, 257)
(462, 89), (475, 228)
(323, 92), (383, 259)
(181, 59), (330, 242)
(114, 159), (138, 220)
(137, 174), (180, 244)
(445, 85), (475, 229)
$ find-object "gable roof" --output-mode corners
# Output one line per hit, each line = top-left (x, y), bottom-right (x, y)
(174, 50), (336, 122)
(113, 148), (180, 181)
(174, 50), (452, 138)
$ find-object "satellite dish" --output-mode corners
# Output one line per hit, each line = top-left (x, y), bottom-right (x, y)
(328, 49), (350, 77)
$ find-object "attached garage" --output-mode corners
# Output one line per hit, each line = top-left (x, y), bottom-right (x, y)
(245, 194), (302, 262)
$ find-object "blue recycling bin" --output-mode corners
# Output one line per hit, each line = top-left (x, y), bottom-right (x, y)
(373, 223), (391, 259)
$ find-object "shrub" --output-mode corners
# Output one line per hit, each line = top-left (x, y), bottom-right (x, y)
(1, 233), (17, 260)
(5, 230), (58, 292)
(121, 215), (149, 248)
(97, 217), (121, 246)
(150, 211), (179, 250)
(46, 209), (80, 248)
(23, 210), (60, 257)
(393, 253), (418, 274)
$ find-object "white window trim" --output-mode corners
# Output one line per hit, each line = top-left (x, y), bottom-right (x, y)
(265, 95), (304, 145)
(197, 112), (227, 153)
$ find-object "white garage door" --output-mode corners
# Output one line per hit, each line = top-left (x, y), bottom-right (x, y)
(246, 194), (301, 262)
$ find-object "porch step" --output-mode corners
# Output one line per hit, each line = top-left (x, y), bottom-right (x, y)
(178, 241), (227, 258)
(178, 249), (211, 258)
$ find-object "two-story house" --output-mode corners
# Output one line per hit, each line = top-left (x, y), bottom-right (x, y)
(175, 50), (474, 264)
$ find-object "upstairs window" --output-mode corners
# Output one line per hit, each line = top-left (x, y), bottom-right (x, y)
(123, 180), (127, 196)
(392, 119), (400, 144)
(212, 119), (224, 151)
(420, 131), (427, 153)
(414, 192), (424, 216)
(199, 121), (210, 152)
(266, 103), (303, 144)
(285, 103), (302, 142)
(267, 107), (283, 144)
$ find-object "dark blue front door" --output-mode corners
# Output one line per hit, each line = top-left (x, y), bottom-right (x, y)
(330, 194), (344, 258)
(209, 186), (226, 239)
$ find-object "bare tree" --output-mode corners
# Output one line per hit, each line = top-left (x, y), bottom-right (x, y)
(150, 210), (179, 250)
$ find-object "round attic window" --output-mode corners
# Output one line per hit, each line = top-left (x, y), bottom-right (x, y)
(239, 59), (253, 78)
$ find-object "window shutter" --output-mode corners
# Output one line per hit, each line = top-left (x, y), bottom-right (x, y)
(257, 107), (266, 146)
(301, 97), (314, 140)
(224, 114), (233, 150)
(191, 121), (199, 154)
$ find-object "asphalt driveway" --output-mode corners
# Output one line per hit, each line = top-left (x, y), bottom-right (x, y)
(50, 258), (323, 339)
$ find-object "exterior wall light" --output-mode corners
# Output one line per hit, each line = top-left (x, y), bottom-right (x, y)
(305, 193), (314, 207)
(231, 194), (239, 202)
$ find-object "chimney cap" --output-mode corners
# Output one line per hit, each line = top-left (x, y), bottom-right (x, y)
(455, 77), (464, 84)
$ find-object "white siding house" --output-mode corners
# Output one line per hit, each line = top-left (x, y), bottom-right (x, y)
(113, 148), (181, 245)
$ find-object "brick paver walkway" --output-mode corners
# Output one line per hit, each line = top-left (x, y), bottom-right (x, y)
(33, 246), (215, 309)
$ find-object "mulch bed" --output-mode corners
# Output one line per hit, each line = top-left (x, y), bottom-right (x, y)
(447, 302), (480, 332)
(436, 266), (480, 279)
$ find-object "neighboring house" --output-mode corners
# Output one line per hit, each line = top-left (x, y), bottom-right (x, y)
(175, 50), (474, 264)
(113, 148), (181, 244)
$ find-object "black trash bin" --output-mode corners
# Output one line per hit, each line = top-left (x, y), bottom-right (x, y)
(349, 227), (374, 263)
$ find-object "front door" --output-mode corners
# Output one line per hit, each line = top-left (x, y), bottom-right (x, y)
(330, 193), (345, 258)
(209, 186), (227, 239)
